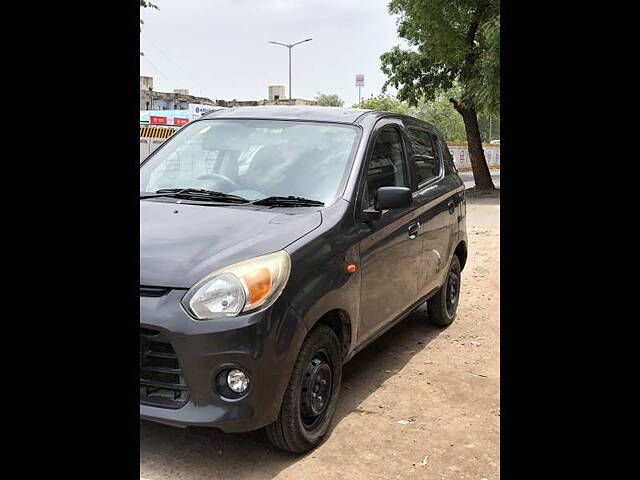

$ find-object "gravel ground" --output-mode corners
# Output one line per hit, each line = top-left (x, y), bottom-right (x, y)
(141, 193), (500, 480)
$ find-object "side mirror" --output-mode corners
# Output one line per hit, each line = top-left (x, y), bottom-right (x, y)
(362, 186), (412, 222)
(376, 186), (412, 210)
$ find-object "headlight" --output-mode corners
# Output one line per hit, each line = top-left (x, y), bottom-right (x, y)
(182, 251), (291, 320)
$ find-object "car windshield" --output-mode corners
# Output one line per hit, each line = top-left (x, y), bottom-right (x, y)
(140, 119), (361, 205)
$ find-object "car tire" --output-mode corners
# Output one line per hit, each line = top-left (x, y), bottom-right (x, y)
(427, 255), (462, 327)
(265, 324), (343, 453)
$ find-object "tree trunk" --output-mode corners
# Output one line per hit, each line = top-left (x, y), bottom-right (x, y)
(447, 1), (495, 191)
(450, 98), (495, 191)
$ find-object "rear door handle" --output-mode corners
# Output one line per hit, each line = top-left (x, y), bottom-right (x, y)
(408, 222), (420, 240)
(447, 199), (455, 214)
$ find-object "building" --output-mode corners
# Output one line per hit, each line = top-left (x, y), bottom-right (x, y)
(217, 85), (317, 107)
(275, 98), (316, 106)
(140, 76), (153, 91)
(268, 85), (286, 102)
(140, 76), (217, 110)
(216, 97), (317, 107)
(140, 77), (316, 110)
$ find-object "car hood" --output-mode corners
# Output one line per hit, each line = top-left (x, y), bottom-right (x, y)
(140, 200), (322, 288)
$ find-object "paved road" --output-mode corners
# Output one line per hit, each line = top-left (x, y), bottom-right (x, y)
(460, 168), (500, 189)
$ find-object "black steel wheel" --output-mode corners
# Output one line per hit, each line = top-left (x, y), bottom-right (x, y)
(445, 267), (460, 318)
(300, 352), (333, 430)
(265, 324), (342, 453)
(427, 255), (462, 327)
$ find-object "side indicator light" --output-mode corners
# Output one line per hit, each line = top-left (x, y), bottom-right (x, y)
(347, 264), (356, 273)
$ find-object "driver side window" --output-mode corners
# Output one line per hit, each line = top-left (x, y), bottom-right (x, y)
(364, 126), (409, 208)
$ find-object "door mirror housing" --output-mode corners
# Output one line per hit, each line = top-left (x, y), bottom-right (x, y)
(362, 186), (412, 223)
(376, 186), (412, 210)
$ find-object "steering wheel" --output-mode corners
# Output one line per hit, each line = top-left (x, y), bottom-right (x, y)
(195, 173), (239, 192)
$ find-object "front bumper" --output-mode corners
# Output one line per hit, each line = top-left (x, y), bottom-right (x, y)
(140, 290), (307, 433)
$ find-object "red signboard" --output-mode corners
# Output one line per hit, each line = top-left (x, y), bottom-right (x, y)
(174, 118), (189, 126)
(150, 116), (167, 125)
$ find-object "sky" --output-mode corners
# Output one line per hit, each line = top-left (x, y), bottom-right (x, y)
(140, 0), (404, 106)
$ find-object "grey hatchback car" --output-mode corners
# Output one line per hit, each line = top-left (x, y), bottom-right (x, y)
(140, 106), (467, 452)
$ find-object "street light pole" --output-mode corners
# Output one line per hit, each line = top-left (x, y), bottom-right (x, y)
(289, 47), (292, 100)
(269, 38), (312, 100)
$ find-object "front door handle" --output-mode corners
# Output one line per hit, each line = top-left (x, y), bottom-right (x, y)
(447, 199), (455, 214)
(408, 222), (420, 240)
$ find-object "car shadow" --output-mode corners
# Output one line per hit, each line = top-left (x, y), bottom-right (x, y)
(140, 304), (443, 480)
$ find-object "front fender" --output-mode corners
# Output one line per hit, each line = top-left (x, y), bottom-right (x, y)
(282, 200), (362, 359)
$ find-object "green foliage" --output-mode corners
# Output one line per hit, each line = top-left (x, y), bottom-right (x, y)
(314, 93), (345, 107)
(351, 89), (498, 143)
(477, 111), (500, 142)
(352, 93), (409, 114)
(468, 16), (500, 115)
(380, 0), (499, 113)
(410, 86), (495, 142)
(409, 89), (467, 142)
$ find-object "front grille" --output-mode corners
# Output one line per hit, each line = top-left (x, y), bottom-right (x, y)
(140, 328), (189, 409)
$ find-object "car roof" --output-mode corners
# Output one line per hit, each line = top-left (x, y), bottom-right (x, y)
(201, 105), (380, 125)
(200, 105), (440, 133)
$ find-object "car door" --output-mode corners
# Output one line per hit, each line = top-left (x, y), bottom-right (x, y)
(405, 123), (459, 297)
(356, 120), (421, 344)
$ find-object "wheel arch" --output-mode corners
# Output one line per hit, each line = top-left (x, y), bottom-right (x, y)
(309, 308), (353, 360)
(454, 240), (467, 270)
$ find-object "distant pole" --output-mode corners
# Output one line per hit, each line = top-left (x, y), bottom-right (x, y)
(355, 74), (365, 105)
(289, 47), (292, 100)
(269, 38), (313, 101)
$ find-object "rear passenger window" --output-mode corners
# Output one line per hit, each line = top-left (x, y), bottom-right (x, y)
(365, 127), (408, 207)
(407, 128), (441, 186)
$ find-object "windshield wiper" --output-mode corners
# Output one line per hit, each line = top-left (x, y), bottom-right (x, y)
(251, 196), (325, 207)
(140, 188), (249, 203)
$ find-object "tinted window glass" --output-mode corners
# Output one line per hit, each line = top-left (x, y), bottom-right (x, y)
(365, 127), (408, 207)
(443, 143), (458, 173)
(407, 128), (441, 185)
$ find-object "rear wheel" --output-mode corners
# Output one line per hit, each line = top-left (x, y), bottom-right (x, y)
(427, 255), (462, 327)
(265, 324), (342, 453)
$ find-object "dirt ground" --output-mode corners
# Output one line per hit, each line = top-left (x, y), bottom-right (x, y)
(140, 193), (500, 480)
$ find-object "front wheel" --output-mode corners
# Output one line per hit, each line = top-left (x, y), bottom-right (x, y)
(427, 255), (462, 327)
(265, 324), (343, 453)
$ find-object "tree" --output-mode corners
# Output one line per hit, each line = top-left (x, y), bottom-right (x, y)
(468, 16), (500, 116)
(410, 85), (500, 143)
(477, 111), (500, 142)
(352, 93), (409, 114)
(352, 88), (499, 144)
(380, 0), (499, 190)
(314, 93), (345, 107)
(409, 87), (467, 142)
